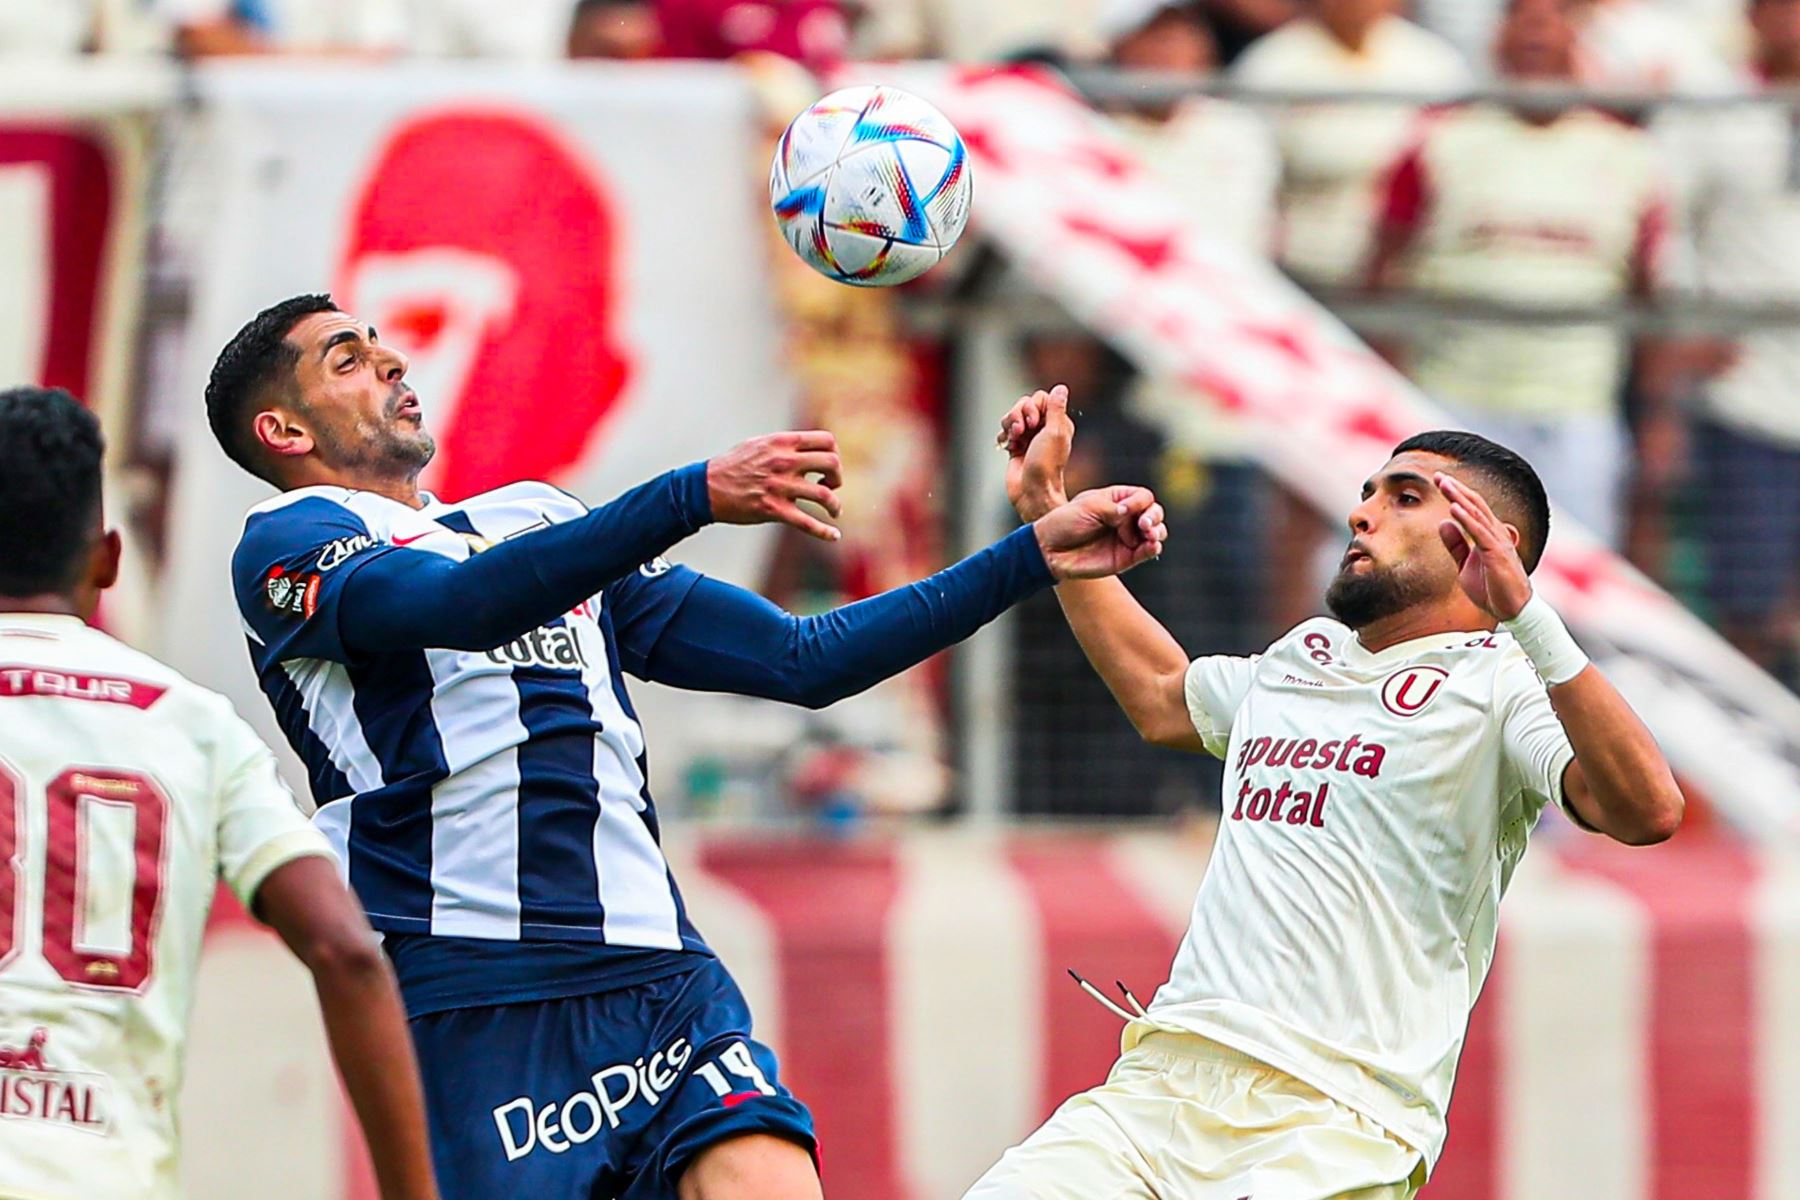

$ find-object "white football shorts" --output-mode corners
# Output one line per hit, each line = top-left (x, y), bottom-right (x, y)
(963, 1031), (1425, 1200)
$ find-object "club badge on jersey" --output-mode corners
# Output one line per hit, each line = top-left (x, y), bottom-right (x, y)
(262, 567), (320, 621)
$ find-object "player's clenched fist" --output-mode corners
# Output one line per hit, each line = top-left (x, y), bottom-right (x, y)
(707, 431), (845, 542)
(999, 385), (1074, 522)
(1033, 486), (1168, 580)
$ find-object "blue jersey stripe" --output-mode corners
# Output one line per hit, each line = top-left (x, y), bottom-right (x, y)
(345, 654), (446, 927)
(257, 660), (353, 805)
(512, 630), (607, 935)
(257, 658), (335, 801)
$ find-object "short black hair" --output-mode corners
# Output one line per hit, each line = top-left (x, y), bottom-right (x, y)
(205, 292), (340, 481)
(1391, 429), (1552, 571)
(0, 387), (105, 596)
(572, 0), (649, 16)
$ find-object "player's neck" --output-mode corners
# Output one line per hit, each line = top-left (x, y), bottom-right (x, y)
(1352, 604), (1494, 654)
(292, 466), (427, 509)
(0, 594), (84, 620)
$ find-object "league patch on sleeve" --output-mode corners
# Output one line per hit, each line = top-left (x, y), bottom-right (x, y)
(264, 567), (321, 620)
(639, 557), (673, 579)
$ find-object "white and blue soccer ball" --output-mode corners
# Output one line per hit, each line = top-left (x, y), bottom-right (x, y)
(770, 85), (973, 288)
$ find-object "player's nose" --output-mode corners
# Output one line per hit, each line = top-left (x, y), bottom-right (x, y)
(1347, 502), (1375, 535)
(377, 343), (409, 381)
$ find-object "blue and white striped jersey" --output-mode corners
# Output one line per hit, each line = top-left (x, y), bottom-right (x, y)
(230, 482), (708, 955)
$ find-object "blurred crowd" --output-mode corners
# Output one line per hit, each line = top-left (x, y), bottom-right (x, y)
(14, 0), (1800, 816)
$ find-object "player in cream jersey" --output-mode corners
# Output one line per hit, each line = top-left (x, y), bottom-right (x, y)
(0, 387), (437, 1200)
(1159, 617), (1575, 1163)
(971, 388), (1684, 1199)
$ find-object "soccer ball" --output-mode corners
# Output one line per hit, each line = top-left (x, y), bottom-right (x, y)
(769, 85), (973, 288)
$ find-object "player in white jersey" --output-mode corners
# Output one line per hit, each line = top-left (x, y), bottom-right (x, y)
(967, 387), (1685, 1199)
(0, 387), (439, 1200)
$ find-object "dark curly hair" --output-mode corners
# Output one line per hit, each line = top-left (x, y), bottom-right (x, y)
(1393, 429), (1552, 572)
(205, 293), (340, 482)
(0, 387), (105, 596)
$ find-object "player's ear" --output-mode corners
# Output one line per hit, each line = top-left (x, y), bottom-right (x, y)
(92, 529), (122, 592)
(253, 407), (315, 459)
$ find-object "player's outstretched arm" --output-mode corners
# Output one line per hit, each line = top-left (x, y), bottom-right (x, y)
(235, 432), (846, 662)
(256, 858), (439, 1200)
(1437, 473), (1684, 845)
(621, 487), (1166, 709)
(1000, 387), (1206, 751)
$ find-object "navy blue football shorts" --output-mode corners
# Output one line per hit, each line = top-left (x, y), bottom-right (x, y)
(408, 957), (817, 1200)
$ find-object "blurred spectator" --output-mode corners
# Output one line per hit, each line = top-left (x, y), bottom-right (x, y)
(1413, 0), (1507, 70)
(1, 0), (96, 54)
(658, 0), (849, 65)
(568, 0), (663, 58)
(1663, 0), (1800, 680)
(406, 0), (573, 57)
(1205, 0), (1300, 63)
(1101, 0), (1279, 252)
(1571, 0), (1736, 90)
(158, 0), (572, 57)
(154, 0), (403, 55)
(853, 0), (1109, 62)
(1367, 0), (1668, 548)
(1232, 0), (1470, 289)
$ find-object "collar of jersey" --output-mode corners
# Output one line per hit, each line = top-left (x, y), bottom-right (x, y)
(1344, 627), (1484, 669)
(0, 612), (86, 628)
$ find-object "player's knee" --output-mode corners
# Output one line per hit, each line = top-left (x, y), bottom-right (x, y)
(677, 1132), (821, 1200)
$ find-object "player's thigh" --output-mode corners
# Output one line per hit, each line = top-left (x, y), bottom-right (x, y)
(1325, 1158), (1427, 1200)
(406, 993), (645, 1200)
(622, 960), (817, 1200)
(962, 1086), (1159, 1200)
(677, 1132), (822, 1200)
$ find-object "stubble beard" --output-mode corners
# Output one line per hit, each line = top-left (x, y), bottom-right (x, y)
(312, 411), (436, 483)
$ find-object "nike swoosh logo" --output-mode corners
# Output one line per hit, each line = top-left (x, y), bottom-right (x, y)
(391, 530), (439, 546)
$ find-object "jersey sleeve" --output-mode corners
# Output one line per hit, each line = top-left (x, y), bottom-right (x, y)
(1496, 656), (1577, 818)
(208, 701), (334, 910)
(1183, 654), (1260, 759)
(231, 497), (403, 664)
(605, 558), (705, 677)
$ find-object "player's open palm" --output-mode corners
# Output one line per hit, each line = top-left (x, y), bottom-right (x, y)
(999, 385), (1074, 522)
(1035, 486), (1167, 579)
(1436, 472), (1531, 620)
(708, 431), (845, 542)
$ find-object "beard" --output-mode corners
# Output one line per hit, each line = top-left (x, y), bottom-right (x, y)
(310, 400), (436, 479)
(1324, 557), (1436, 629)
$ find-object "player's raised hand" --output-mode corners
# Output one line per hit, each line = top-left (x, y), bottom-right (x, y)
(999, 385), (1074, 522)
(1033, 485), (1167, 580)
(708, 431), (844, 542)
(1436, 472), (1531, 620)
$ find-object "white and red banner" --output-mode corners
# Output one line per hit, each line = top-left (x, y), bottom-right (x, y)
(0, 64), (163, 418)
(181, 828), (1798, 1200)
(877, 64), (1800, 839)
(155, 62), (796, 760)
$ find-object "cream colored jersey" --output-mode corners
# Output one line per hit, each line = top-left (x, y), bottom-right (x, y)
(1231, 15), (1470, 287)
(1139, 617), (1575, 1170)
(0, 613), (331, 1200)
(1385, 104), (1667, 421)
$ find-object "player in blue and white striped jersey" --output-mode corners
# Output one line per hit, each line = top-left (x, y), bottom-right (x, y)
(208, 294), (1169, 1200)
